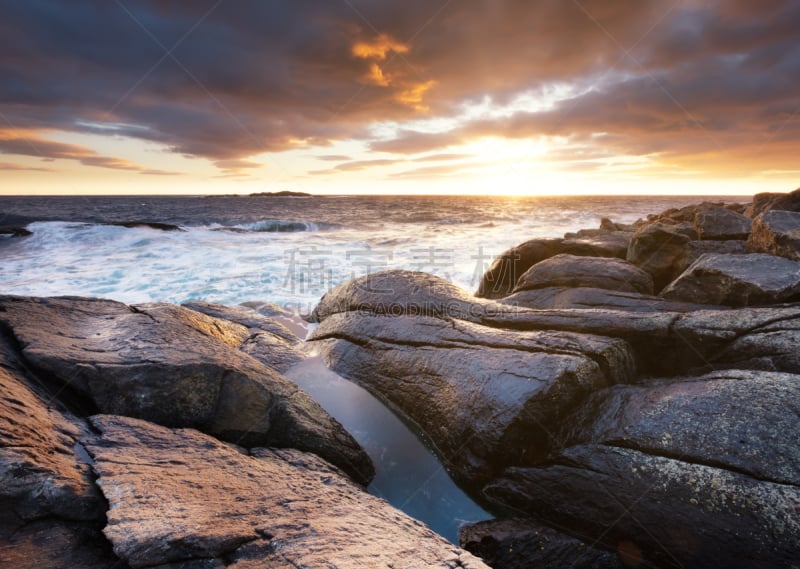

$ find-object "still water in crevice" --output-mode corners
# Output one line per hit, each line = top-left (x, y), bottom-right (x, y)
(284, 355), (491, 544)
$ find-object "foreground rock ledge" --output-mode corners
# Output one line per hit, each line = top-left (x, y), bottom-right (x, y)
(0, 295), (373, 485)
(86, 415), (489, 569)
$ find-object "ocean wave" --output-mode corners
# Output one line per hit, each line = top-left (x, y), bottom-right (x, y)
(217, 219), (333, 233)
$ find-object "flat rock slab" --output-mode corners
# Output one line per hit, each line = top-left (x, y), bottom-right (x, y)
(513, 254), (654, 295)
(561, 370), (800, 485)
(85, 415), (488, 569)
(485, 445), (800, 569)
(311, 312), (635, 486)
(660, 253), (800, 306)
(0, 295), (373, 485)
(748, 209), (800, 261)
(694, 206), (752, 240)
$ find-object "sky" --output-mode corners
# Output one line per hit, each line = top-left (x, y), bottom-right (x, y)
(0, 0), (798, 196)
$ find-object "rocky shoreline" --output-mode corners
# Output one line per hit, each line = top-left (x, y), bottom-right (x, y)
(2, 189), (800, 568)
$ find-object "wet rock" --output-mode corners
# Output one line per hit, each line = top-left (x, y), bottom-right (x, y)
(0, 226), (32, 237)
(708, 313), (800, 373)
(744, 187), (800, 217)
(748, 210), (800, 261)
(312, 269), (494, 323)
(310, 311), (635, 487)
(626, 222), (692, 291)
(485, 445), (800, 569)
(460, 519), (624, 569)
(561, 233), (631, 258)
(182, 301), (299, 343)
(513, 254), (654, 295)
(0, 296), (373, 485)
(485, 303), (800, 376)
(476, 236), (629, 299)
(104, 221), (183, 231)
(85, 415), (489, 569)
(500, 286), (718, 312)
(560, 370), (800, 485)
(182, 301), (304, 372)
(694, 206), (752, 240)
(660, 253), (800, 306)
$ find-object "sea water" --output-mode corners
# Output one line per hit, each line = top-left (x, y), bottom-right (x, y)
(0, 194), (744, 542)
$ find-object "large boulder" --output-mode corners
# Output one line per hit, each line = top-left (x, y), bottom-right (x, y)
(460, 519), (625, 569)
(626, 222), (692, 291)
(85, 415), (489, 569)
(660, 253), (800, 306)
(310, 309), (635, 488)
(0, 296), (373, 485)
(748, 210), (800, 261)
(485, 444), (800, 569)
(476, 234), (630, 300)
(744, 187), (800, 217)
(512, 254), (654, 295)
(694, 206), (752, 240)
(312, 269), (489, 323)
(560, 370), (800, 485)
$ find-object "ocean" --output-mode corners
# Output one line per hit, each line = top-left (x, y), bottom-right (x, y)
(0, 194), (745, 312)
(0, 193), (748, 542)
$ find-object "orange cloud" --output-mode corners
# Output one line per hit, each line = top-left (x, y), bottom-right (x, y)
(395, 80), (436, 111)
(367, 62), (390, 86)
(351, 34), (409, 60)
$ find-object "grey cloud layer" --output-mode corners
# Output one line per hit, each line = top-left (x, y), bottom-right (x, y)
(1, 0), (797, 172)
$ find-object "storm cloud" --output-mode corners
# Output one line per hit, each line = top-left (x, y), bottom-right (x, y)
(1, 0), (798, 176)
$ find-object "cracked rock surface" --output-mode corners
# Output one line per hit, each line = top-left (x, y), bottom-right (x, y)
(85, 415), (489, 569)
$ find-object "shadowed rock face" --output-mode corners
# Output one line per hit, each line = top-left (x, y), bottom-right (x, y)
(748, 210), (800, 261)
(484, 445), (800, 569)
(0, 295), (373, 485)
(626, 222), (692, 291)
(85, 415), (489, 569)
(460, 519), (625, 569)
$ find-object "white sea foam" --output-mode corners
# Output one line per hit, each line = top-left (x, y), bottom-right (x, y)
(0, 196), (730, 312)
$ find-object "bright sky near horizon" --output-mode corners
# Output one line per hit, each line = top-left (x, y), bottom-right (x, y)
(0, 1), (798, 196)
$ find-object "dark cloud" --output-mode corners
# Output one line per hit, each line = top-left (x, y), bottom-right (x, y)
(1, 0), (798, 175)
